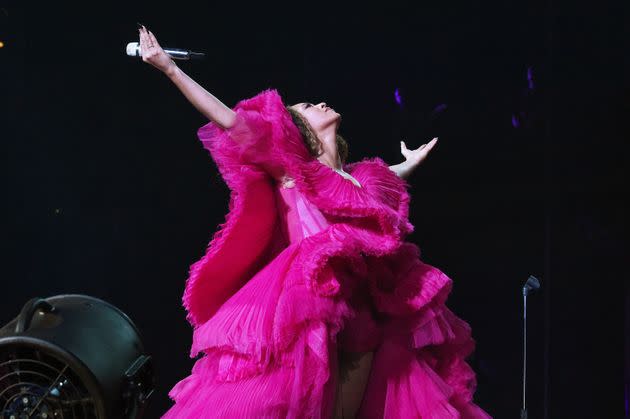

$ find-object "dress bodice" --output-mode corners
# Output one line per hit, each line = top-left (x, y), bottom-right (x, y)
(186, 88), (413, 328)
(275, 181), (329, 244)
(274, 166), (365, 244)
(332, 167), (362, 188)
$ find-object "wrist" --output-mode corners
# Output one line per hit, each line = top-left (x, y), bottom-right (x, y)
(164, 61), (180, 79)
(401, 159), (416, 179)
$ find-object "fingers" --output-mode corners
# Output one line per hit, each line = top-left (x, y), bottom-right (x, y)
(143, 27), (154, 49)
(137, 25), (155, 57)
(138, 26), (148, 56)
(138, 25), (162, 65)
(147, 30), (160, 49)
(402, 137), (439, 158)
(422, 138), (438, 155)
(423, 137), (437, 148)
(414, 137), (438, 159)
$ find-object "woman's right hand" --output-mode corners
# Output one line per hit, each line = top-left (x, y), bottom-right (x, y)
(138, 25), (177, 75)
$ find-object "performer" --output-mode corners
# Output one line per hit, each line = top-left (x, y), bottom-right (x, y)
(137, 25), (491, 418)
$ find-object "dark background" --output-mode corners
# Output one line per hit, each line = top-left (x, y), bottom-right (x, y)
(1, 1), (626, 418)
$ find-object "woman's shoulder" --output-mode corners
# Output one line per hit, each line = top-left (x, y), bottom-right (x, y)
(232, 88), (285, 115)
(344, 156), (412, 214)
(344, 157), (407, 190)
(343, 156), (391, 174)
(292, 157), (414, 243)
(292, 157), (410, 214)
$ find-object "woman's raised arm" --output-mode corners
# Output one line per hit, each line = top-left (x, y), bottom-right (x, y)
(138, 25), (236, 129)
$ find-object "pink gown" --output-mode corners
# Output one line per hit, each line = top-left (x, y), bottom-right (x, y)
(162, 89), (492, 418)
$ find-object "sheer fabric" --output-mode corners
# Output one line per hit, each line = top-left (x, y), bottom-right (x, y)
(164, 89), (492, 418)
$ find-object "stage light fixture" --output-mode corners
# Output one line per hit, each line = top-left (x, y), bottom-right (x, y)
(0, 294), (155, 418)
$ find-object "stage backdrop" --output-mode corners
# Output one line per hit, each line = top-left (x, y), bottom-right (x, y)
(1, 1), (626, 418)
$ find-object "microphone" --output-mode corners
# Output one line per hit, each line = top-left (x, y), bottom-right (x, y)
(125, 42), (205, 61)
(520, 274), (541, 419)
(522, 275), (540, 296)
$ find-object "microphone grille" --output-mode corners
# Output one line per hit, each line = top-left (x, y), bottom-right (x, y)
(126, 42), (140, 56)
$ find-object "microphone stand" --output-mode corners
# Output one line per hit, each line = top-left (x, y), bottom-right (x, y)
(521, 275), (540, 419)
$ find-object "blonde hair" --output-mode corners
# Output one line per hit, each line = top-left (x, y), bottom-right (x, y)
(285, 106), (349, 164)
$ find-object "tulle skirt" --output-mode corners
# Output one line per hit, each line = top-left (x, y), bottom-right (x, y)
(162, 241), (491, 418)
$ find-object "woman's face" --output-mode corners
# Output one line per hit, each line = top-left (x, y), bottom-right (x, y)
(290, 102), (341, 132)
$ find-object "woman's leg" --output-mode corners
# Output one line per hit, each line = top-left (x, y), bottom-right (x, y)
(334, 374), (344, 419)
(336, 350), (374, 418)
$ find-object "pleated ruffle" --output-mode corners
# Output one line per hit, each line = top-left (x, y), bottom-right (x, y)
(169, 88), (491, 418)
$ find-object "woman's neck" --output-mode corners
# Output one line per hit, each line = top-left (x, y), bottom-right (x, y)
(317, 151), (342, 170)
(316, 128), (342, 170)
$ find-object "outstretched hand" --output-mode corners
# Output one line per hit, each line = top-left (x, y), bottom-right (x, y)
(138, 24), (176, 75)
(400, 137), (438, 168)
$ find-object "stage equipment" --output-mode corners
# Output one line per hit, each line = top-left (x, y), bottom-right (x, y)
(521, 275), (541, 419)
(0, 294), (154, 418)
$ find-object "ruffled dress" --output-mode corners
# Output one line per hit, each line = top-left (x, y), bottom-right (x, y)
(162, 89), (492, 418)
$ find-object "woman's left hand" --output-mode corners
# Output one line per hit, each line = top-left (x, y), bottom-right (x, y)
(400, 137), (438, 168)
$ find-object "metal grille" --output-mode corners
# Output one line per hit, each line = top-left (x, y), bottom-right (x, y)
(0, 345), (97, 419)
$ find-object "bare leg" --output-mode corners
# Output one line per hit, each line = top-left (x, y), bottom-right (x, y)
(335, 350), (374, 418)
(334, 373), (344, 419)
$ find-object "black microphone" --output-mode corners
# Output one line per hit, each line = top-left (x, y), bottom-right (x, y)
(125, 42), (205, 61)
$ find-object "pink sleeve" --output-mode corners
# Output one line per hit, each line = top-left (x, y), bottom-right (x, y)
(184, 89), (308, 328)
(197, 89), (310, 179)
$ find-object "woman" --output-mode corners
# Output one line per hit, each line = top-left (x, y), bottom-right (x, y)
(137, 25), (491, 419)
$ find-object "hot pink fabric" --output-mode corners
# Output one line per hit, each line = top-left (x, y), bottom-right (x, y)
(163, 89), (492, 418)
